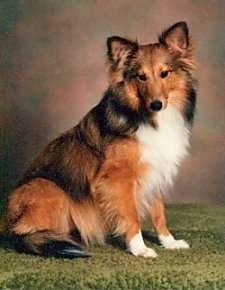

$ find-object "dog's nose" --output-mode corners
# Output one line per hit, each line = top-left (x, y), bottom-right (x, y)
(150, 100), (163, 111)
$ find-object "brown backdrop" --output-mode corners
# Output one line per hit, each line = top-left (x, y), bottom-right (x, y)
(1, 0), (224, 204)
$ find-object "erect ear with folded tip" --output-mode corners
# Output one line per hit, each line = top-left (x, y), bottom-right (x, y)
(159, 22), (190, 56)
(107, 36), (138, 69)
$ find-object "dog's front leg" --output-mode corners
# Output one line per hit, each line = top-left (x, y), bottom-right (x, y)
(149, 198), (190, 249)
(94, 164), (158, 258)
(127, 226), (158, 258)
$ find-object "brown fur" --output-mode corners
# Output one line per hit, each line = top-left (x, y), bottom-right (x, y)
(8, 178), (72, 235)
(93, 138), (144, 240)
(149, 198), (170, 236)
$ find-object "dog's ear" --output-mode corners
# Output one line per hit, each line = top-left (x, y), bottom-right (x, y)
(159, 22), (189, 56)
(107, 36), (138, 69)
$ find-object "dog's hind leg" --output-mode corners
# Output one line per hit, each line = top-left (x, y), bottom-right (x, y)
(7, 178), (90, 258)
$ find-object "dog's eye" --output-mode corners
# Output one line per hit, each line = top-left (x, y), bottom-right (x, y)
(160, 70), (169, 78)
(137, 74), (147, 82)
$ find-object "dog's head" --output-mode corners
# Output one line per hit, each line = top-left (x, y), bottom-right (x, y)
(107, 22), (195, 115)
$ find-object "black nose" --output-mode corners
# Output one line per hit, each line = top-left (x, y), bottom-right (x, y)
(150, 100), (163, 111)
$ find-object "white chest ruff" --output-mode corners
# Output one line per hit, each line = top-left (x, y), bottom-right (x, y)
(136, 105), (190, 216)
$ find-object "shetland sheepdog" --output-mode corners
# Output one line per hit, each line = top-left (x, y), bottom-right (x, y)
(5, 22), (196, 258)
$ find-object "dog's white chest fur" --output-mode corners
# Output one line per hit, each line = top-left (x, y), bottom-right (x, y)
(136, 105), (190, 216)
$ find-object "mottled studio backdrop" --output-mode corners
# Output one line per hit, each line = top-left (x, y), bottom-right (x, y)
(0, 0), (225, 206)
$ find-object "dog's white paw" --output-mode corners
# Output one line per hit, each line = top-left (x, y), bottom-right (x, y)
(130, 245), (158, 258)
(128, 230), (158, 258)
(163, 239), (190, 249)
(141, 247), (158, 258)
(159, 234), (190, 249)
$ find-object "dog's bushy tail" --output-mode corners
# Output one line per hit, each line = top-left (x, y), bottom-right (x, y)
(12, 230), (91, 258)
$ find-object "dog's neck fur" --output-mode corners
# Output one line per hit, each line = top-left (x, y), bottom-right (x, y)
(136, 103), (190, 217)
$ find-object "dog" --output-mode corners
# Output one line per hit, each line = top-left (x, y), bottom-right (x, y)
(5, 21), (196, 258)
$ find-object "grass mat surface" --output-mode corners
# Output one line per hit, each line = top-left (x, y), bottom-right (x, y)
(0, 204), (225, 289)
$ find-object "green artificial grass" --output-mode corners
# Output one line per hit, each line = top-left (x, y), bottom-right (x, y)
(0, 204), (225, 290)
